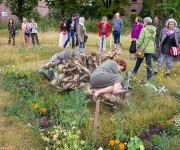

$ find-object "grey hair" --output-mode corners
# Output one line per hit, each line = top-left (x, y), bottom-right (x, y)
(143, 17), (152, 25)
(79, 17), (85, 23)
(165, 18), (177, 27)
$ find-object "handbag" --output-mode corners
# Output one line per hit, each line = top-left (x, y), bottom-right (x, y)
(169, 47), (180, 56)
(136, 33), (154, 59)
(84, 34), (88, 43)
(129, 41), (136, 53)
(25, 23), (30, 36)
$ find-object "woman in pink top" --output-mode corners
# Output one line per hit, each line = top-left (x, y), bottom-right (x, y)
(21, 18), (30, 45)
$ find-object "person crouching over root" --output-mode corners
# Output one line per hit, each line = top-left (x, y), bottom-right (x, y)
(90, 59), (128, 100)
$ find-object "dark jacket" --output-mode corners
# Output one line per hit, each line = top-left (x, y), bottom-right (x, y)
(66, 18), (75, 32)
(153, 22), (162, 37)
(158, 27), (180, 57)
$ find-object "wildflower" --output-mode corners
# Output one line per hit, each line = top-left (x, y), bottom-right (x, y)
(80, 140), (86, 145)
(56, 140), (61, 145)
(166, 120), (173, 124)
(41, 108), (47, 113)
(46, 138), (50, 142)
(98, 147), (104, 150)
(119, 143), (125, 150)
(170, 116), (174, 119)
(53, 134), (59, 140)
(72, 135), (77, 139)
(72, 126), (76, 130)
(109, 140), (115, 146)
(34, 103), (39, 109)
(74, 144), (78, 149)
(160, 122), (164, 127)
(115, 139), (119, 144)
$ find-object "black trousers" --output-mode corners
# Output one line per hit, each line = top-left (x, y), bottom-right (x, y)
(9, 33), (15, 45)
(31, 33), (39, 45)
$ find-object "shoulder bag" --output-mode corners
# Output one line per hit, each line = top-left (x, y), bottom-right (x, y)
(136, 32), (154, 59)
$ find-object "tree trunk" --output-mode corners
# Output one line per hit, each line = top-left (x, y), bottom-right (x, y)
(18, 0), (23, 21)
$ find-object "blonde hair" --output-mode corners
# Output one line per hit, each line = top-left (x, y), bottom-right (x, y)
(165, 18), (177, 27)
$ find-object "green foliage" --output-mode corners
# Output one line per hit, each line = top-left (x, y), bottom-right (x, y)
(139, 0), (154, 18)
(127, 136), (145, 150)
(6, 0), (39, 21)
(150, 132), (180, 150)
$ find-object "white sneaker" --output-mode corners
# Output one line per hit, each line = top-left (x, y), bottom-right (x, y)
(43, 61), (54, 69)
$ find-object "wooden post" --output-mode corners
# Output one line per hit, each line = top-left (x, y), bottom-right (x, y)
(93, 99), (101, 139)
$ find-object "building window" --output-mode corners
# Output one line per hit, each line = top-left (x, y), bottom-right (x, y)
(132, 0), (137, 2)
(131, 9), (137, 12)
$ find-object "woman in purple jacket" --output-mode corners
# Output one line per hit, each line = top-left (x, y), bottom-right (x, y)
(131, 16), (143, 41)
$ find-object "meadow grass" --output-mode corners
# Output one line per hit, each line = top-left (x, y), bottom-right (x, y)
(0, 30), (179, 148)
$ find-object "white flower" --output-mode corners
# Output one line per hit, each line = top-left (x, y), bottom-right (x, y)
(80, 140), (86, 145)
(98, 147), (103, 150)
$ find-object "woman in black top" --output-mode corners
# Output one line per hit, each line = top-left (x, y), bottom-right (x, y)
(154, 18), (180, 77)
(8, 19), (17, 46)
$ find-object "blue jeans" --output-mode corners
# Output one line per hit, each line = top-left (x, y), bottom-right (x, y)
(99, 35), (106, 51)
(64, 30), (75, 48)
(155, 53), (174, 72)
(113, 30), (121, 44)
(79, 42), (84, 49)
(133, 53), (153, 80)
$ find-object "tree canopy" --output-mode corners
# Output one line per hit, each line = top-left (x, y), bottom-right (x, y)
(5, 0), (40, 21)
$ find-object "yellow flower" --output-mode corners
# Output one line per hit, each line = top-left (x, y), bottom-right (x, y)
(72, 135), (77, 139)
(41, 108), (47, 113)
(34, 103), (39, 109)
(109, 140), (115, 146)
(115, 139), (119, 144)
(119, 143), (125, 150)
(56, 140), (61, 145)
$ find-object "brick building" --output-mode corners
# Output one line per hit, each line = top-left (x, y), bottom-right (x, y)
(125, 0), (144, 19)
(0, 0), (49, 21)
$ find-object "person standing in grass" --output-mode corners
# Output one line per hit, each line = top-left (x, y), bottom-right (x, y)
(8, 19), (17, 46)
(131, 16), (143, 42)
(77, 17), (87, 49)
(130, 17), (156, 80)
(63, 14), (77, 48)
(153, 18), (180, 77)
(21, 18), (30, 46)
(97, 16), (112, 52)
(153, 16), (163, 61)
(59, 19), (69, 48)
(30, 18), (39, 45)
(112, 13), (123, 46)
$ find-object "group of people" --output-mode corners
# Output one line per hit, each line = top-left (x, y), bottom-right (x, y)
(130, 17), (179, 80)
(58, 13), (123, 52)
(7, 13), (179, 100)
(8, 17), (39, 46)
(91, 16), (179, 99)
(58, 14), (87, 50)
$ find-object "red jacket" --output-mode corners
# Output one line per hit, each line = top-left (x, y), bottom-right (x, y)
(97, 22), (112, 38)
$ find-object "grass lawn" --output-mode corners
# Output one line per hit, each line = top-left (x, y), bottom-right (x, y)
(0, 30), (179, 149)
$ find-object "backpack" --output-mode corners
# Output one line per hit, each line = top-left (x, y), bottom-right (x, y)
(14, 25), (18, 34)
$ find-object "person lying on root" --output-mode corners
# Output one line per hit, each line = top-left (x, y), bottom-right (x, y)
(90, 58), (128, 98)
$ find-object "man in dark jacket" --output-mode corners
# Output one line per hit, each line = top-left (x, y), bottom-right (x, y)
(153, 16), (162, 61)
(63, 14), (78, 48)
(74, 14), (79, 46)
